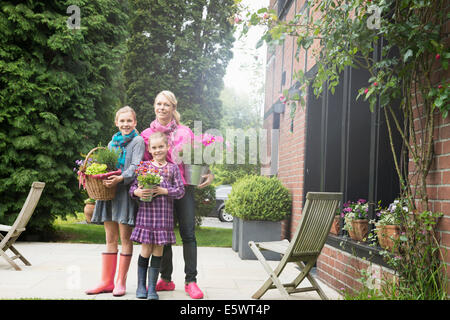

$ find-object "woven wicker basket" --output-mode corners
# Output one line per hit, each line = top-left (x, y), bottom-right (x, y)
(78, 147), (121, 201)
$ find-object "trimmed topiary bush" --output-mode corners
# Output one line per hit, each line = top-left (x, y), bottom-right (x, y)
(225, 175), (292, 221)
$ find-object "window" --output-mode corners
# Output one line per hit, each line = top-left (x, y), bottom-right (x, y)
(302, 54), (403, 266)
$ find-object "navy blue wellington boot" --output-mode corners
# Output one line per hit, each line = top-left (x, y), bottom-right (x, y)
(147, 267), (160, 300)
(136, 264), (148, 299)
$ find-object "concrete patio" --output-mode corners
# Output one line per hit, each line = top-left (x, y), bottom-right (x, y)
(0, 242), (341, 300)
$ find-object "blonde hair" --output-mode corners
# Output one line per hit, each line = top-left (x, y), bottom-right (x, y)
(154, 90), (181, 125)
(115, 106), (136, 122)
(149, 131), (168, 146)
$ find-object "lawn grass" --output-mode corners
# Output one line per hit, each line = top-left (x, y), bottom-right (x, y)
(53, 213), (232, 247)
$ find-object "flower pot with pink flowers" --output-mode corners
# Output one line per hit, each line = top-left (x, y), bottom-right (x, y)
(176, 133), (224, 186)
(372, 199), (405, 252)
(342, 199), (369, 242)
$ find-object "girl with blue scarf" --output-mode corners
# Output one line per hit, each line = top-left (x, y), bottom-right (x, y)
(86, 106), (145, 297)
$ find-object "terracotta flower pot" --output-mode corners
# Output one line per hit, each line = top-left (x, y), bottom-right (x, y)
(84, 203), (95, 223)
(348, 219), (369, 241)
(376, 225), (400, 251)
(329, 216), (341, 235)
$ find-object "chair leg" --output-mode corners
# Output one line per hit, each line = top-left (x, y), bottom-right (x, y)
(306, 272), (328, 300)
(8, 245), (31, 266)
(248, 241), (290, 300)
(0, 250), (21, 271)
(293, 261), (328, 300)
(0, 234), (31, 267)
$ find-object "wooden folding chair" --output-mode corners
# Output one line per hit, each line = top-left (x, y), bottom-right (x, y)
(249, 192), (342, 300)
(0, 182), (45, 270)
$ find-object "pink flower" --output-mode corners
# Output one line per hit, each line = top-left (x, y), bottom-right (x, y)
(364, 88), (369, 94)
(436, 53), (441, 60)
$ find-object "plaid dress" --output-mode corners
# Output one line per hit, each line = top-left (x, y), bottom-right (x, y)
(129, 162), (185, 245)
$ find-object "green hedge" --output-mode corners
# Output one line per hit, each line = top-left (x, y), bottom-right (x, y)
(225, 175), (292, 221)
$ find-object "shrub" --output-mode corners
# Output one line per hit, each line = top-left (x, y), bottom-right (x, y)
(193, 184), (216, 226)
(225, 175), (291, 221)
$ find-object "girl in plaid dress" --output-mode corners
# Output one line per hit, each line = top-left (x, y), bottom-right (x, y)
(129, 132), (185, 300)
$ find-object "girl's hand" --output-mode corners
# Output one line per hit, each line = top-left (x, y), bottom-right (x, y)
(152, 186), (168, 196)
(134, 186), (153, 198)
(198, 173), (214, 189)
(103, 175), (124, 188)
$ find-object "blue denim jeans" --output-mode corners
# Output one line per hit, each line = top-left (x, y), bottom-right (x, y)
(160, 185), (197, 283)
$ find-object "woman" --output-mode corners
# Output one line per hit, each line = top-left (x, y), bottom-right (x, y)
(140, 90), (213, 299)
(85, 106), (145, 297)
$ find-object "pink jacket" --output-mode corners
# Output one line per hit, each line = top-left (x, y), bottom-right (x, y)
(141, 121), (194, 185)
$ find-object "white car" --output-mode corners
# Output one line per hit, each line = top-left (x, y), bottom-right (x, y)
(214, 185), (233, 222)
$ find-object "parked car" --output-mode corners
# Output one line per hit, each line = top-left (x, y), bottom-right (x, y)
(213, 184), (233, 222)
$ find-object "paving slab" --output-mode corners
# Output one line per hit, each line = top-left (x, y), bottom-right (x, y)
(0, 242), (341, 300)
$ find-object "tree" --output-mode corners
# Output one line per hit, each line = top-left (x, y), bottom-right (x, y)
(0, 0), (129, 236)
(124, 0), (236, 132)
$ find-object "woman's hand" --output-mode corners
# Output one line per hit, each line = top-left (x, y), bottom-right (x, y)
(152, 186), (168, 196)
(103, 175), (124, 188)
(198, 173), (214, 189)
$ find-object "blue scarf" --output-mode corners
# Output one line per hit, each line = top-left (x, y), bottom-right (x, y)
(110, 129), (138, 169)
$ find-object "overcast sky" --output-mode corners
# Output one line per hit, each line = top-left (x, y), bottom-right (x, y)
(223, 0), (269, 94)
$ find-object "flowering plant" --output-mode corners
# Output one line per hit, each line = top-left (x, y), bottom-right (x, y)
(372, 199), (407, 227)
(342, 199), (369, 232)
(74, 158), (93, 173)
(176, 133), (224, 165)
(135, 161), (163, 187)
(75, 148), (120, 175)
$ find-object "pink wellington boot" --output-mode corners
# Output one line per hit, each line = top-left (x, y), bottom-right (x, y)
(85, 252), (118, 295)
(113, 253), (132, 296)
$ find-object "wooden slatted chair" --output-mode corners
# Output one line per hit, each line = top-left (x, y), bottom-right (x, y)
(248, 192), (342, 300)
(0, 182), (45, 270)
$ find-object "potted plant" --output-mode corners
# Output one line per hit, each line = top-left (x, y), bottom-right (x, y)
(175, 133), (223, 186)
(134, 161), (163, 202)
(77, 147), (121, 200)
(225, 175), (292, 261)
(83, 198), (96, 223)
(342, 199), (369, 242)
(373, 199), (404, 252)
(329, 207), (341, 235)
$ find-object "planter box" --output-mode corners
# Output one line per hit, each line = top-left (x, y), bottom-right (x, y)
(232, 217), (240, 252)
(236, 218), (282, 261)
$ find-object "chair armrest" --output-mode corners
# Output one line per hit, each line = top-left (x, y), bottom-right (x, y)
(0, 224), (12, 232)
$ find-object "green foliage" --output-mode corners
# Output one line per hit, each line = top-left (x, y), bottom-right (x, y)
(92, 148), (120, 171)
(379, 210), (447, 300)
(0, 0), (129, 236)
(225, 175), (291, 221)
(193, 184), (216, 226)
(211, 135), (261, 186)
(124, 0), (237, 132)
(212, 86), (263, 186)
(85, 163), (107, 175)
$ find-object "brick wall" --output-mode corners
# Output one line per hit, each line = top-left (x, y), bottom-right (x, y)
(263, 0), (450, 295)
